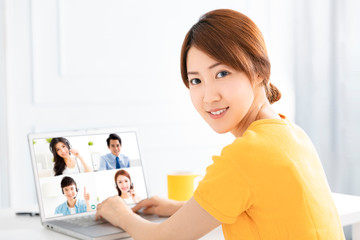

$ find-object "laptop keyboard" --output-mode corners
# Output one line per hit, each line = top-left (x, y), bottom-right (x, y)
(64, 214), (106, 227)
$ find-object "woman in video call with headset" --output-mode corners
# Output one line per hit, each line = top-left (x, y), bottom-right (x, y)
(114, 169), (141, 204)
(50, 137), (92, 176)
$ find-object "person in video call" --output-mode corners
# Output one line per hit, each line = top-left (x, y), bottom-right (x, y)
(95, 9), (344, 239)
(54, 176), (91, 216)
(114, 169), (141, 204)
(98, 133), (130, 170)
(50, 137), (92, 176)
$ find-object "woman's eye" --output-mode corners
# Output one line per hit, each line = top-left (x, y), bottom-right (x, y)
(216, 71), (229, 78)
(189, 78), (201, 85)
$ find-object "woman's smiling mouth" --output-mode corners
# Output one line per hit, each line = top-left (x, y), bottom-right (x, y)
(207, 107), (229, 119)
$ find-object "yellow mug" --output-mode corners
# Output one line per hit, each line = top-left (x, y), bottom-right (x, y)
(167, 172), (202, 201)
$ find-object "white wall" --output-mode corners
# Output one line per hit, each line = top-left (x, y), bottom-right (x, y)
(0, 0), (10, 208)
(1, 0), (295, 209)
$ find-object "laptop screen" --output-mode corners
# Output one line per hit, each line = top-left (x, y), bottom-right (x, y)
(28, 129), (148, 219)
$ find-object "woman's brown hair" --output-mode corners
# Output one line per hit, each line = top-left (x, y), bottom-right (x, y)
(50, 137), (71, 176)
(180, 9), (281, 104)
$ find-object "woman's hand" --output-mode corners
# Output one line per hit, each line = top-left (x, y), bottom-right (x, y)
(132, 196), (184, 217)
(70, 149), (80, 157)
(97, 197), (220, 240)
(129, 189), (137, 199)
(129, 189), (141, 203)
(95, 196), (133, 227)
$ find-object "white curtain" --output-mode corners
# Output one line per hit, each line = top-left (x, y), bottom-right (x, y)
(294, 0), (360, 195)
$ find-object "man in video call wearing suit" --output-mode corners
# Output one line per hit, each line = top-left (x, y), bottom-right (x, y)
(98, 133), (130, 170)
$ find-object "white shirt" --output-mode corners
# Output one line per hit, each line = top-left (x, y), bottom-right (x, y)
(54, 157), (85, 176)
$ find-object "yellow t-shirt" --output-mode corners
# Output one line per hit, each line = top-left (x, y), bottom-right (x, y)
(194, 116), (344, 240)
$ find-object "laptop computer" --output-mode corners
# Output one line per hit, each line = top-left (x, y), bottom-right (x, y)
(28, 128), (165, 239)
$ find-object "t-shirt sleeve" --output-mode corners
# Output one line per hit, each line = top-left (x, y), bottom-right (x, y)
(194, 146), (253, 224)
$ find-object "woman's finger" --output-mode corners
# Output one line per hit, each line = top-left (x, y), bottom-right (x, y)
(142, 206), (155, 215)
(132, 198), (153, 212)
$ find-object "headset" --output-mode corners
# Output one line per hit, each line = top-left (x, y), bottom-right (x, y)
(73, 188), (79, 199)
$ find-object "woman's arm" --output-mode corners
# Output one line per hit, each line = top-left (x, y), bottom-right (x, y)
(71, 149), (92, 172)
(96, 196), (221, 240)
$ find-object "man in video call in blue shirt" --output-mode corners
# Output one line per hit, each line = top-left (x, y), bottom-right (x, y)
(98, 133), (130, 170)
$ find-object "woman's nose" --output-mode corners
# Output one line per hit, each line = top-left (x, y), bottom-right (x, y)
(203, 82), (221, 103)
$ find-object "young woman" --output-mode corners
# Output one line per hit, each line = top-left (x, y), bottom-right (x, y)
(50, 137), (92, 176)
(95, 9), (344, 239)
(114, 169), (141, 204)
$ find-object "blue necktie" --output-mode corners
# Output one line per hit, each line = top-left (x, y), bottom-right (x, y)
(115, 156), (120, 169)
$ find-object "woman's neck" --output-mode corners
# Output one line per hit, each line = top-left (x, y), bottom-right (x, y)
(231, 86), (279, 137)
(121, 192), (131, 199)
(64, 156), (75, 168)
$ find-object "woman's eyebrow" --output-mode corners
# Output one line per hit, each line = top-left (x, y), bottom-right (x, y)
(187, 71), (198, 75)
(209, 62), (222, 69)
(187, 62), (222, 75)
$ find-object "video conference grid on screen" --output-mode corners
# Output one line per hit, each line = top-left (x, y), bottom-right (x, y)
(32, 131), (148, 219)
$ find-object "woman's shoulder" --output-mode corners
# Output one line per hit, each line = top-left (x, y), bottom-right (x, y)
(220, 118), (294, 157)
(224, 127), (274, 152)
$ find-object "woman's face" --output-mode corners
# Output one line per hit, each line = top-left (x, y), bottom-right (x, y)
(116, 175), (131, 194)
(55, 142), (70, 159)
(186, 46), (255, 135)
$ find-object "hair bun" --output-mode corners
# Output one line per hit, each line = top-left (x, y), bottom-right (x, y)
(267, 83), (281, 104)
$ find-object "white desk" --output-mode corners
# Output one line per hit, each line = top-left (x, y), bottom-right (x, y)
(1, 193), (359, 240)
(0, 209), (222, 240)
(333, 193), (360, 239)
